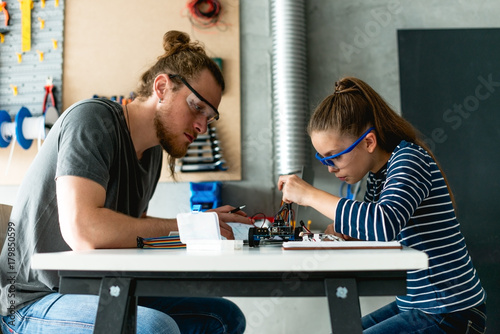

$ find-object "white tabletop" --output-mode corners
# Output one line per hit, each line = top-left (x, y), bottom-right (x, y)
(31, 246), (428, 273)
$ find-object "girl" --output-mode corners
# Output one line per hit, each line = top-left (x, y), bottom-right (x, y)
(278, 77), (486, 333)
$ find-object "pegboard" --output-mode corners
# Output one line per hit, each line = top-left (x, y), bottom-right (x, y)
(0, 0), (64, 118)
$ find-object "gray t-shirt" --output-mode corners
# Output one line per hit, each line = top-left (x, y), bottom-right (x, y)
(0, 98), (162, 315)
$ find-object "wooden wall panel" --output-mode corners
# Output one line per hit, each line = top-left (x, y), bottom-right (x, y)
(0, 0), (240, 184)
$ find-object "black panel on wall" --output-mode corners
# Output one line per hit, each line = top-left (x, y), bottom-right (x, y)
(398, 28), (499, 331)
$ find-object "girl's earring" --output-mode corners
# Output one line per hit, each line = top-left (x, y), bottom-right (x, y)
(158, 98), (162, 104)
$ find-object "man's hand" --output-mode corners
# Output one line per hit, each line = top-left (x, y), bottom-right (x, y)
(208, 205), (255, 240)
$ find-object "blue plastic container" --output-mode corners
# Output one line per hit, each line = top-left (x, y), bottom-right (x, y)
(189, 181), (222, 211)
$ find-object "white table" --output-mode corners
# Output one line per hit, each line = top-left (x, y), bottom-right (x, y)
(32, 246), (428, 334)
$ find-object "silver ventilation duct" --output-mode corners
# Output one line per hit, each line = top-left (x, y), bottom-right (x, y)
(271, 0), (309, 176)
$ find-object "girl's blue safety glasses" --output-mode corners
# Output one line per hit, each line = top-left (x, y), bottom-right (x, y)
(315, 127), (375, 167)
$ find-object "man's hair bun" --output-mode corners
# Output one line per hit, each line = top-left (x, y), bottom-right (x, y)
(161, 30), (205, 59)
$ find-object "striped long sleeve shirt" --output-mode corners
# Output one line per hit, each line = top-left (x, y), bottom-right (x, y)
(335, 140), (486, 314)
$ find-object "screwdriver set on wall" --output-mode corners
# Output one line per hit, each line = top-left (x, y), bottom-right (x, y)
(178, 125), (227, 172)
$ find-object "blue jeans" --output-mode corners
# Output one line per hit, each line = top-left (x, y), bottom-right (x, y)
(1, 293), (246, 334)
(362, 301), (487, 334)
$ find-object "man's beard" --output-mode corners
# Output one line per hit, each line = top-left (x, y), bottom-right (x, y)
(154, 114), (188, 158)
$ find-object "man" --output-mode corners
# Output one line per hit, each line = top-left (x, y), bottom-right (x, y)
(0, 30), (249, 334)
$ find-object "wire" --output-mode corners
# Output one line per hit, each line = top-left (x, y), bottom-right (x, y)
(187, 0), (222, 29)
(250, 212), (268, 227)
(250, 212), (267, 220)
(299, 220), (311, 234)
(273, 201), (295, 224)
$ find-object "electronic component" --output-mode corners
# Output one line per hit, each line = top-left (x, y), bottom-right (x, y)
(248, 202), (303, 247)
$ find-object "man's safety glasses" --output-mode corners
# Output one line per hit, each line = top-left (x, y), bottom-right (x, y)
(315, 127), (375, 168)
(169, 74), (220, 124)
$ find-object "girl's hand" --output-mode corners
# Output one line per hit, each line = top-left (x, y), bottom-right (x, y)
(324, 223), (336, 235)
(278, 175), (341, 222)
(277, 174), (315, 206)
(324, 223), (361, 241)
(324, 223), (347, 240)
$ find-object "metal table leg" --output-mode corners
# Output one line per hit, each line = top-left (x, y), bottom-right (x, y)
(325, 278), (363, 334)
(94, 277), (137, 334)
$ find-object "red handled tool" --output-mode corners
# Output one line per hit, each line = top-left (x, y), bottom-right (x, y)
(43, 77), (56, 114)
